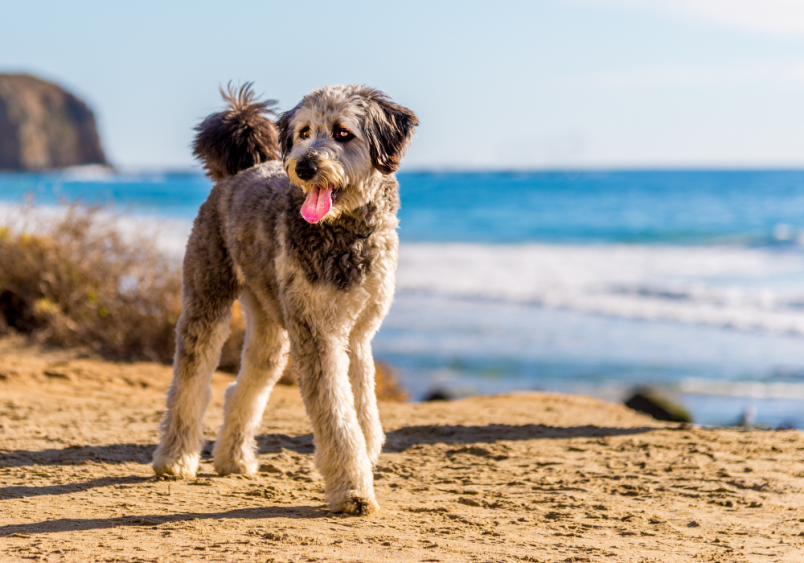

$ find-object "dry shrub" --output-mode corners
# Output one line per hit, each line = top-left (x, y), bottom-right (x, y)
(0, 206), (181, 361)
(374, 360), (409, 402)
(218, 298), (245, 372)
(0, 205), (407, 401)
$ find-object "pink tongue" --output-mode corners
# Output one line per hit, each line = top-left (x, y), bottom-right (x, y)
(300, 184), (333, 223)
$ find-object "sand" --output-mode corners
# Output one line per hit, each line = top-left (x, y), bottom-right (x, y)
(1, 335), (803, 562)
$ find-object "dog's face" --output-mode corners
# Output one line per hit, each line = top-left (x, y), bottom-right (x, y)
(277, 85), (417, 224)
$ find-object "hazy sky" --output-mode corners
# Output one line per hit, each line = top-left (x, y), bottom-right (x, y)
(3, 0), (804, 169)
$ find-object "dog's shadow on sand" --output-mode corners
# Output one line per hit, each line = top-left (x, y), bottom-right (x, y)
(0, 423), (661, 534)
(1, 423), (657, 470)
(0, 423), (659, 471)
(0, 475), (151, 501)
(0, 506), (332, 537)
(256, 424), (659, 455)
(381, 423), (658, 452)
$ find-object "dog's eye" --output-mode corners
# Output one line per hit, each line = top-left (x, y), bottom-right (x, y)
(298, 127), (311, 140)
(333, 127), (354, 143)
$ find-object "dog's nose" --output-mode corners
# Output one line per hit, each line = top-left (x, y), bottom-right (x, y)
(295, 159), (318, 181)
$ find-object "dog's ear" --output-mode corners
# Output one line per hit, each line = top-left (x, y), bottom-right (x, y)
(276, 105), (299, 159)
(364, 91), (418, 174)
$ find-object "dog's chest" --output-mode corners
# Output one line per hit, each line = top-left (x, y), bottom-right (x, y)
(286, 221), (379, 291)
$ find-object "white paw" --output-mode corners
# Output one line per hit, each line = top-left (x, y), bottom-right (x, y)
(213, 441), (258, 476)
(327, 489), (379, 516)
(152, 452), (199, 478)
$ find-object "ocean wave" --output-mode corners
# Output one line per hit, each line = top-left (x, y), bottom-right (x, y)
(396, 243), (804, 335)
(680, 378), (804, 399)
(57, 164), (117, 181)
(6, 202), (804, 336)
(0, 202), (193, 259)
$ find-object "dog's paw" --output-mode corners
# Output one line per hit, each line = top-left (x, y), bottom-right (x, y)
(328, 490), (379, 516)
(342, 494), (379, 516)
(152, 452), (199, 478)
(213, 455), (258, 476)
(212, 442), (258, 476)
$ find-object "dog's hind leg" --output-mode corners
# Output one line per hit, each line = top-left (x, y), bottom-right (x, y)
(213, 288), (289, 475)
(153, 213), (240, 478)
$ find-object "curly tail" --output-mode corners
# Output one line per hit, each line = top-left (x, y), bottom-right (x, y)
(192, 83), (281, 180)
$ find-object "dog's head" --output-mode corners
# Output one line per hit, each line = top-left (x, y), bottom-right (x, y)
(277, 85), (418, 224)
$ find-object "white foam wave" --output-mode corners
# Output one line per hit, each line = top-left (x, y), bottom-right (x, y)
(0, 203), (192, 259)
(680, 378), (804, 399)
(7, 203), (804, 337)
(396, 243), (804, 335)
(54, 166), (178, 183)
(58, 164), (117, 181)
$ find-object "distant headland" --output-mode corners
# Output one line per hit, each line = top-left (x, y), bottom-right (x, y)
(0, 74), (107, 171)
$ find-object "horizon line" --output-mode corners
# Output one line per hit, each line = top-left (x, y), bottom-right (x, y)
(5, 164), (804, 176)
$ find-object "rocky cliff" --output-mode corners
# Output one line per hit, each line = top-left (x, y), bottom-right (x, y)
(0, 74), (107, 171)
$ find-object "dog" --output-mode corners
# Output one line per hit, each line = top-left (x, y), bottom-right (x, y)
(151, 84), (417, 516)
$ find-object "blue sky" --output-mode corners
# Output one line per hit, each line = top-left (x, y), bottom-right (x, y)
(3, 0), (804, 169)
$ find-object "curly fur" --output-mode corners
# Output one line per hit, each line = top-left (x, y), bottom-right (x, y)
(192, 83), (281, 180)
(153, 84), (417, 516)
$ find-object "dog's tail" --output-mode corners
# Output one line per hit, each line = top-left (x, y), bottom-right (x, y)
(192, 83), (281, 180)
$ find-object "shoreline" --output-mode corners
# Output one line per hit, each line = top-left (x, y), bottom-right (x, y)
(378, 294), (804, 429)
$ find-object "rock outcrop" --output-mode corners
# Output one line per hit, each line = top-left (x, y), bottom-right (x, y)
(0, 74), (107, 171)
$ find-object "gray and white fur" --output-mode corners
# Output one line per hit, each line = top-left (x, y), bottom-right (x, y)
(152, 84), (417, 515)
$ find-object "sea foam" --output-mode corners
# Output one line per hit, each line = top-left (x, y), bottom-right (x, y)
(396, 243), (804, 336)
(6, 201), (804, 337)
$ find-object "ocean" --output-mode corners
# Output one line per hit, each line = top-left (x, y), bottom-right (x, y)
(2, 167), (804, 428)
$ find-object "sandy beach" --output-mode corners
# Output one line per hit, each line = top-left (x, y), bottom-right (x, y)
(1, 335), (803, 562)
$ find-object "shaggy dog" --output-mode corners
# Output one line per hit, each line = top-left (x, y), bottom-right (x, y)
(152, 84), (417, 515)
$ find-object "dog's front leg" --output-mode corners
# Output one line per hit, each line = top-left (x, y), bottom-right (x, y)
(348, 328), (385, 467)
(291, 329), (378, 515)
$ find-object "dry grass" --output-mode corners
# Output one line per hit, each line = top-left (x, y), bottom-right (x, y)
(0, 205), (406, 400)
(0, 205), (181, 362)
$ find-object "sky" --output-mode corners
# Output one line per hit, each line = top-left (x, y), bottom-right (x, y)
(2, 0), (804, 170)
